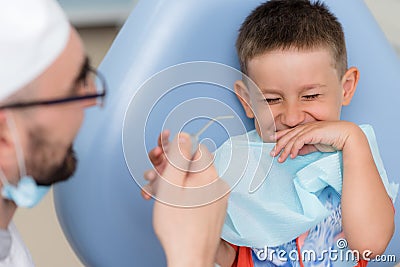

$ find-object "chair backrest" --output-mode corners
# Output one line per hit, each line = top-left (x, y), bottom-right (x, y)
(54, 0), (400, 265)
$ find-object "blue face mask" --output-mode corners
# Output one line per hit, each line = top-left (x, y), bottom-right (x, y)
(0, 113), (50, 208)
(0, 175), (50, 208)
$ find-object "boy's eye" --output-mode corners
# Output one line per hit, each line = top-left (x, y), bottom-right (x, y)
(264, 98), (282, 104)
(302, 94), (321, 100)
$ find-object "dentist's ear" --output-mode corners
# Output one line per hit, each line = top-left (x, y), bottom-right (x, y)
(0, 111), (12, 153)
(234, 80), (255, 119)
(341, 67), (360, 106)
(0, 111), (21, 180)
(0, 111), (15, 179)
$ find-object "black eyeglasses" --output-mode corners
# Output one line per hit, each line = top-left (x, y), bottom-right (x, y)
(0, 65), (107, 110)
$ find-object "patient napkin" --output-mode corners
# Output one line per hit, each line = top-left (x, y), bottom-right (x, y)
(214, 124), (398, 248)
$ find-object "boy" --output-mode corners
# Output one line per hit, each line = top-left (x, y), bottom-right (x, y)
(214, 0), (396, 266)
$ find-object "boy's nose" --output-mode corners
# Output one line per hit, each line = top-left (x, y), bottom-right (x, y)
(280, 104), (305, 128)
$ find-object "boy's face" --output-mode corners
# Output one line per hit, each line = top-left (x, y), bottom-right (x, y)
(235, 48), (359, 141)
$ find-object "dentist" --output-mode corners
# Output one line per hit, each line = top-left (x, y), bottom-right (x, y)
(0, 0), (106, 265)
(0, 0), (227, 266)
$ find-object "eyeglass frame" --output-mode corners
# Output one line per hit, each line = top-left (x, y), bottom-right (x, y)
(0, 65), (107, 110)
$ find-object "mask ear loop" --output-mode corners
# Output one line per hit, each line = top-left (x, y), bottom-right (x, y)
(0, 167), (12, 200)
(0, 168), (10, 187)
(4, 112), (28, 180)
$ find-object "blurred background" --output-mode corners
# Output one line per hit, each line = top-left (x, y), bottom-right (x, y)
(12, 0), (399, 266)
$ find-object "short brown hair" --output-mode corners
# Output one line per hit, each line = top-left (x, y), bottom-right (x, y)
(236, 0), (347, 78)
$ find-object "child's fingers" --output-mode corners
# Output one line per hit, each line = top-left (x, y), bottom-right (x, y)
(142, 170), (159, 200)
(149, 130), (170, 166)
(280, 126), (319, 160)
(276, 136), (299, 162)
(148, 146), (163, 165)
(144, 169), (157, 182)
(271, 125), (313, 158)
(158, 129), (170, 148)
(270, 128), (298, 157)
(288, 131), (316, 159)
(149, 149), (168, 171)
(298, 144), (319, 155)
(272, 128), (292, 141)
(141, 184), (153, 200)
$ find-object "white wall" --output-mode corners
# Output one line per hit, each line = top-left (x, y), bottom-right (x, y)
(364, 0), (400, 55)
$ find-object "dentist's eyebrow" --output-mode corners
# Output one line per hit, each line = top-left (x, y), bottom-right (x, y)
(75, 57), (90, 82)
(69, 56), (90, 94)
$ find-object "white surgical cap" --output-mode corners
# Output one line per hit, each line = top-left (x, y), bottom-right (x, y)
(0, 0), (70, 101)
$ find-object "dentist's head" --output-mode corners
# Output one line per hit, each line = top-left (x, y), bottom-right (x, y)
(0, 0), (107, 209)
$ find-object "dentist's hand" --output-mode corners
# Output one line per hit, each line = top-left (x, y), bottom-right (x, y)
(144, 132), (229, 267)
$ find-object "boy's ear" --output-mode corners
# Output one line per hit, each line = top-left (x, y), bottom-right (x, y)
(341, 67), (359, 106)
(234, 80), (255, 119)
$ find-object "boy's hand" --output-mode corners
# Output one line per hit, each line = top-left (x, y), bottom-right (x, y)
(141, 130), (170, 200)
(149, 130), (170, 173)
(270, 121), (358, 162)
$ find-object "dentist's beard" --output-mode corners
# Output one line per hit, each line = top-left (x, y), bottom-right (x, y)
(26, 130), (78, 186)
(39, 146), (77, 186)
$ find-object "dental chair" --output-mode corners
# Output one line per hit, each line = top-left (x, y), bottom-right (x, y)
(54, 0), (400, 266)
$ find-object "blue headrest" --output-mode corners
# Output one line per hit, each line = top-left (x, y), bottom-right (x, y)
(54, 0), (400, 266)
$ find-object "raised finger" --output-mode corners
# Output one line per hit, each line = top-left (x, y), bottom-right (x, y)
(158, 130), (170, 149)
(141, 184), (154, 200)
(144, 169), (158, 182)
(148, 146), (163, 165)
(277, 135), (299, 162)
(271, 128), (297, 157)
